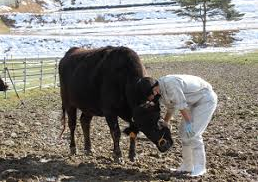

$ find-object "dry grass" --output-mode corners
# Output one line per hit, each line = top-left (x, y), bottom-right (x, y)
(0, 18), (9, 33)
(0, 0), (44, 32)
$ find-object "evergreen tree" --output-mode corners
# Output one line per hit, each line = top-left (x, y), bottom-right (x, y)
(174, 0), (244, 44)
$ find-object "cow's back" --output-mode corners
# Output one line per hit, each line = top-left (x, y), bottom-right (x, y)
(59, 46), (146, 116)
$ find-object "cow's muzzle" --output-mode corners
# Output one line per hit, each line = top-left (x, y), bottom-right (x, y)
(157, 133), (171, 152)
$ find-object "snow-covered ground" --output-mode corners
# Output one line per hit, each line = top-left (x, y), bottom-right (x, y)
(0, 0), (258, 59)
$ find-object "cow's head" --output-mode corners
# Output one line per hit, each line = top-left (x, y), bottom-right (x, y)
(0, 78), (8, 91)
(132, 100), (173, 152)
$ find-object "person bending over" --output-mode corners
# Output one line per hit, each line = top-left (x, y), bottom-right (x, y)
(137, 74), (217, 177)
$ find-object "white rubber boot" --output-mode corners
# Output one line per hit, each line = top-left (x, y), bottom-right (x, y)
(191, 145), (206, 177)
(176, 146), (193, 172)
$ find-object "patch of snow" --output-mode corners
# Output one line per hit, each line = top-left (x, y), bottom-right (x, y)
(21, 1), (27, 5)
(59, 0), (173, 9)
(40, 0), (61, 12)
(0, 0), (258, 58)
(0, 33), (191, 59)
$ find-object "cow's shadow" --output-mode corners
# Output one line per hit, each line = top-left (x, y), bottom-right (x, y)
(0, 154), (191, 181)
(0, 155), (146, 181)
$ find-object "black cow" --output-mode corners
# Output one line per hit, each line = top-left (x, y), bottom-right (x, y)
(59, 46), (173, 162)
(0, 78), (8, 91)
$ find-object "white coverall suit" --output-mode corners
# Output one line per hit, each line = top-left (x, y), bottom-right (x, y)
(158, 74), (217, 176)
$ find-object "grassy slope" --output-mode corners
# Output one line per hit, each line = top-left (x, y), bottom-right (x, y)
(0, 51), (258, 107)
(141, 51), (258, 64)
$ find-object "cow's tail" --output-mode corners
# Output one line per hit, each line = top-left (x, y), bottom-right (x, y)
(59, 105), (66, 140)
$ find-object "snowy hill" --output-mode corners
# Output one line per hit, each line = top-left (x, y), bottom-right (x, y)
(0, 0), (258, 58)
(0, 0), (175, 12)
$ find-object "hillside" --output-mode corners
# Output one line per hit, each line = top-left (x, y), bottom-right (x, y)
(0, 0), (46, 13)
(0, 0), (258, 58)
(1, 0), (173, 13)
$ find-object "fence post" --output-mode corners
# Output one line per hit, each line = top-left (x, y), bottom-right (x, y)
(23, 58), (27, 93)
(11, 55), (16, 82)
(54, 58), (58, 88)
(40, 60), (43, 90)
(3, 57), (7, 99)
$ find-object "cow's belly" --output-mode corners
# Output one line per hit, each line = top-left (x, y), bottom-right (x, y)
(68, 90), (104, 116)
(80, 107), (104, 116)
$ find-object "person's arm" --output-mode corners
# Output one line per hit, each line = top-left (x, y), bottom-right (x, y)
(180, 109), (195, 137)
(162, 105), (175, 123)
(180, 109), (191, 122)
(164, 111), (173, 123)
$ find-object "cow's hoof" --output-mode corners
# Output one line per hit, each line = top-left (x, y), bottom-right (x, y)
(129, 154), (138, 162)
(114, 156), (124, 164)
(84, 148), (95, 155)
(70, 147), (77, 155)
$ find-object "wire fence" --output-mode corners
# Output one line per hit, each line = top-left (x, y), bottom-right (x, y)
(0, 57), (60, 99)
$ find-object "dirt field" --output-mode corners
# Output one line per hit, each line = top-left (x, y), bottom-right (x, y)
(0, 60), (257, 182)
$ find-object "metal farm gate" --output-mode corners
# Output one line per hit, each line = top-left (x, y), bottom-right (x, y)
(0, 57), (60, 98)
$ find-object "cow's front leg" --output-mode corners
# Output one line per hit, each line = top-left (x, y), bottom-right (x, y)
(105, 115), (123, 163)
(80, 112), (93, 155)
(129, 132), (137, 162)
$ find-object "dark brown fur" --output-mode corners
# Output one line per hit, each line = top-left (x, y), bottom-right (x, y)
(59, 46), (172, 162)
(0, 78), (8, 91)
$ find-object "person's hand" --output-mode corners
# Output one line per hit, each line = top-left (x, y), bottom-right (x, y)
(185, 121), (195, 138)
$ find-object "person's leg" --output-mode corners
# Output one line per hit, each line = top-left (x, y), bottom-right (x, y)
(177, 145), (193, 172)
(175, 121), (193, 172)
(190, 91), (217, 176)
(191, 135), (206, 176)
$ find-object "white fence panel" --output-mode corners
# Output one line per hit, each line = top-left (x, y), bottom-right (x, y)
(0, 57), (60, 99)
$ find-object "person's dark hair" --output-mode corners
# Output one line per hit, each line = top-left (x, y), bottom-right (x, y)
(136, 77), (159, 100)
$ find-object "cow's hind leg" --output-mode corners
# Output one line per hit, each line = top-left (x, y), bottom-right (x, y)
(105, 115), (123, 163)
(67, 107), (77, 155)
(129, 132), (137, 162)
(80, 112), (93, 155)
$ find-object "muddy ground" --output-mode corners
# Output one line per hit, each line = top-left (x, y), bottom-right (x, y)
(0, 60), (257, 182)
